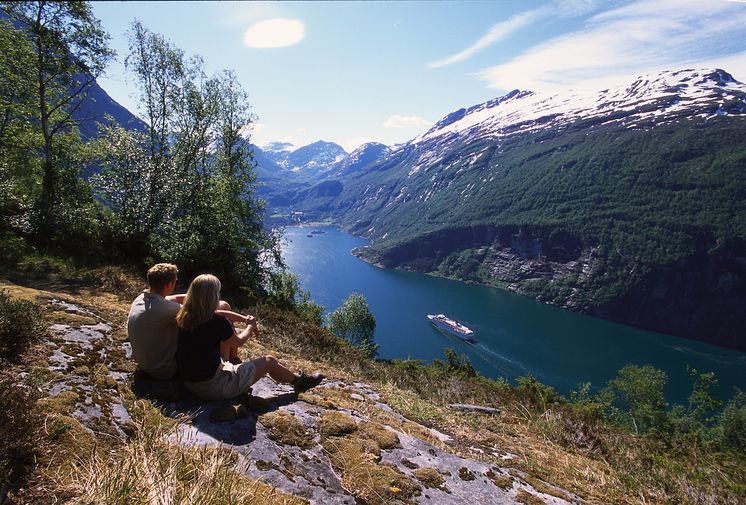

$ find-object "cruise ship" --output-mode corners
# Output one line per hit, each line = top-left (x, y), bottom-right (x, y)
(427, 314), (477, 344)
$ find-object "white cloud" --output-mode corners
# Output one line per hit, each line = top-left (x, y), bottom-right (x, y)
(243, 19), (305, 49)
(429, 0), (602, 68)
(476, 0), (746, 92)
(383, 115), (433, 128)
(429, 9), (545, 68)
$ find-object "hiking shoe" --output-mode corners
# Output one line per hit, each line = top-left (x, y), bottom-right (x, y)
(293, 371), (325, 393)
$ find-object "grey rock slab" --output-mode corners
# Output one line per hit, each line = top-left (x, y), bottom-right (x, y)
(110, 402), (132, 425)
(448, 403), (501, 415)
(381, 430), (578, 505)
(49, 299), (100, 318)
(50, 323), (111, 350)
(48, 347), (75, 370)
(171, 402), (355, 505)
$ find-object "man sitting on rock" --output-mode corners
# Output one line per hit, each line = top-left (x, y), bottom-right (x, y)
(128, 263), (250, 381)
(127, 263), (184, 380)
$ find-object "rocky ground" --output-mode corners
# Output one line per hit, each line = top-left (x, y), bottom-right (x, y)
(12, 280), (585, 505)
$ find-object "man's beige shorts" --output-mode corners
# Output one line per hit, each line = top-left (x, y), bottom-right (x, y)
(184, 360), (257, 400)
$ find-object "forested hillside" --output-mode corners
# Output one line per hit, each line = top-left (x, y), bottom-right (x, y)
(266, 70), (746, 350)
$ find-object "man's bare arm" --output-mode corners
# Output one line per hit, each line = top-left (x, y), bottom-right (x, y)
(165, 293), (186, 303)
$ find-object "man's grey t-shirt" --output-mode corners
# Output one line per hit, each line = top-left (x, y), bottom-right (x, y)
(127, 291), (180, 380)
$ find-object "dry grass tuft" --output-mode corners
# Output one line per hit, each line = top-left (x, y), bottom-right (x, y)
(359, 421), (400, 450)
(67, 423), (307, 505)
(523, 474), (572, 502)
(322, 435), (420, 504)
(516, 488), (548, 505)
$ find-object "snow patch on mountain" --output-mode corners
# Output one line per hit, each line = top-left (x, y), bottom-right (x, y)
(414, 69), (746, 146)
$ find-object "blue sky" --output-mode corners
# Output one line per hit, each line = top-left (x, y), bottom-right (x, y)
(92, 0), (746, 152)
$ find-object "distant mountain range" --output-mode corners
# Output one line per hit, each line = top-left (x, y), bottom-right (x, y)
(258, 68), (746, 351)
(252, 141), (391, 208)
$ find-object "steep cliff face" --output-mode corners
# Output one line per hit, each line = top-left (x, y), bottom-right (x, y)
(355, 226), (746, 351)
(591, 240), (746, 350)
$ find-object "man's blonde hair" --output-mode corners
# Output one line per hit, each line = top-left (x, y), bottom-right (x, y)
(147, 263), (178, 291)
(176, 274), (221, 331)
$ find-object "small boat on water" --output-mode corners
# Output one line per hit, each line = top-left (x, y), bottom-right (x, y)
(427, 314), (477, 344)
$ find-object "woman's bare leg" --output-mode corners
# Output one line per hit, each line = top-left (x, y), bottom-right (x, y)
(250, 355), (296, 384)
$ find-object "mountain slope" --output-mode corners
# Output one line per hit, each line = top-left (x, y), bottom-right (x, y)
(272, 69), (746, 350)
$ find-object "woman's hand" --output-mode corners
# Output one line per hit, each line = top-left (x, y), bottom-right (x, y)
(244, 314), (257, 325)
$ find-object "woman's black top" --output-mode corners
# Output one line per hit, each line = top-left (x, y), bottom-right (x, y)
(176, 314), (233, 381)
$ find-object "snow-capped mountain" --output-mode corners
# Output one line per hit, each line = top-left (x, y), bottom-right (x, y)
(265, 68), (746, 350)
(285, 141), (347, 174)
(415, 69), (745, 147)
(328, 142), (390, 177)
(254, 140), (348, 180)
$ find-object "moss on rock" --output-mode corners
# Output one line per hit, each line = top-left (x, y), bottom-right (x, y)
(413, 467), (446, 489)
(37, 390), (79, 415)
(317, 411), (358, 437)
(360, 421), (400, 450)
(260, 410), (314, 448)
(485, 468), (513, 490)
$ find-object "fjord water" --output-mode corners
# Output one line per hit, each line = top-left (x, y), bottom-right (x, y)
(281, 226), (746, 403)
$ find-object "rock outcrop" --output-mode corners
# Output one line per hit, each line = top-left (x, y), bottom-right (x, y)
(36, 292), (581, 504)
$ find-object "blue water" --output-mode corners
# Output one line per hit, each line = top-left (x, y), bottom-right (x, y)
(280, 226), (746, 404)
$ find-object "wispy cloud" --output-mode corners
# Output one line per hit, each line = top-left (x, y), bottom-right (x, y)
(429, 9), (546, 68)
(383, 115), (432, 128)
(243, 19), (305, 49)
(476, 0), (746, 92)
(429, 0), (601, 69)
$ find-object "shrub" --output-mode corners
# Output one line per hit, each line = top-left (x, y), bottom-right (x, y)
(516, 374), (561, 409)
(0, 290), (47, 362)
(327, 293), (377, 358)
(433, 348), (477, 378)
(604, 364), (668, 434)
(717, 389), (746, 453)
(0, 370), (41, 496)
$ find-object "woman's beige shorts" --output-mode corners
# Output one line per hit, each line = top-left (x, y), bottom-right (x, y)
(184, 360), (257, 400)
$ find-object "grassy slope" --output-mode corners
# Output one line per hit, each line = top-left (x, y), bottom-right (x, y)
(1, 262), (745, 504)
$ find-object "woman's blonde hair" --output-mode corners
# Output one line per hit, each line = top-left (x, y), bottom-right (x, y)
(176, 274), (221, 331)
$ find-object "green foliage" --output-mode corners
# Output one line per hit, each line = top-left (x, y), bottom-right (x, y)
(684, 366), (722, 425)
(432, 348), (478, 378)
(0, 1), (114, 242)
(604, 364), (668, 434)
(327, 293), (377, 358)
(92, 22), (278, 292)
(516, 374), (561, 409)
(0, 18), (40, 227)
(716, 389), (746, 453)
(0, 291), (47, 362)
(265, 271), (325, 326)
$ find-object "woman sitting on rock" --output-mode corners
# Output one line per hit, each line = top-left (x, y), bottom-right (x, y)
(176, 274), (324, 400)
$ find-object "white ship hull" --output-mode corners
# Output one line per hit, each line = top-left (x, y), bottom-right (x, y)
(427, 314), (477, 344)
